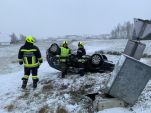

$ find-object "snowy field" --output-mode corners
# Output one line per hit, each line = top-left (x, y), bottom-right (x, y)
(0, 39), (151, 113)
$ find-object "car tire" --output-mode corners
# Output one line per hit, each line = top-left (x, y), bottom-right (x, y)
(91, 54), (103, 66)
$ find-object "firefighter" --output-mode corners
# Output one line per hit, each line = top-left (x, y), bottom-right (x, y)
(77, 41), (86, 76)
(77, 41), (86, 58)
(18, 36), (43, 89)
(59, 41), (71, 78)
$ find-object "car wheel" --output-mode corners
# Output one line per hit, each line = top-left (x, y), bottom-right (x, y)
(91, 54), (103, 66)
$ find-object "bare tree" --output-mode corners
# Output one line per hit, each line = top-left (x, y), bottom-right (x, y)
(110, 21), (133, 39)
(10, 33), (18, 44)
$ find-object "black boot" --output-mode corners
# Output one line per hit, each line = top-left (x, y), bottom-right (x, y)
(22, 78), (28, 89)
(79, 69), (85, 77)
(61, 71), (66, 78)
(61, 69), (67, 78)
(33, 78), (39, 89)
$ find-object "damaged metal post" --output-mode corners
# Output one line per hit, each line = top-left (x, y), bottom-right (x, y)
(104, 54), (151, 105)
(124, 40), (146, 60)
(102, 18), (151, 106)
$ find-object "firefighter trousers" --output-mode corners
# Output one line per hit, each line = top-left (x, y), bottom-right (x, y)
(23, 67), (39, 80)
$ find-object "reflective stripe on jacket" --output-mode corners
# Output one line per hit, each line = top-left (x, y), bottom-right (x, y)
(18, 42), (43, 68)
(21, 49), (40, 67)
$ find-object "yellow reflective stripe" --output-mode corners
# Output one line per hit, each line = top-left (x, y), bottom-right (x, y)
(32, 56), (35, 64)
(32, 75), (38, 79)
(21, 49), (37, 52)
(24, 62), (39, 67)
(25, 57), (28, 64)
(23, 75), (29, 79)
(18, 59), (23, 61)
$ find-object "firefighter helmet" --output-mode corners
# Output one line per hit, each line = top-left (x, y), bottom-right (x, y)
(78, 41), (84, 47)
(25, 35), (35, 43)
(62, 41), (68, 46)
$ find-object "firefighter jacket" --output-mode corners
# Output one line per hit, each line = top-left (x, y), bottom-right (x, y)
(77, 47), (86, 58)
(18, 42), (43, 68)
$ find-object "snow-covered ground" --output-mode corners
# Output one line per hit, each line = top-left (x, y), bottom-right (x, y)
(0, 39), (151, 113)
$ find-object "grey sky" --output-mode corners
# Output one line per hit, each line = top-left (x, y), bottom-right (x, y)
(0, 0), (150, 38)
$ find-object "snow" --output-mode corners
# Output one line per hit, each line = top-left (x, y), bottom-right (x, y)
(0, 39), (151, 113)
(98, 108), (132, 113)
(0, 60), (108, 112)
(72, 39), (128, 54)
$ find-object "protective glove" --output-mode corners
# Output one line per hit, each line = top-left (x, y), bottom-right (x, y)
(38, 58), (43, 64)
(19, 61), (23, 65)
(39, 60), (43, 64)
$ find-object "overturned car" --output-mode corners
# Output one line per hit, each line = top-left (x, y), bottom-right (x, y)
(46, 43), (115, 74)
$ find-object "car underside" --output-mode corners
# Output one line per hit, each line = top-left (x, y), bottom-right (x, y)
(46, 43), (115, 74)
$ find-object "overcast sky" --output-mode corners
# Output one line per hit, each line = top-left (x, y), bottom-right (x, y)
(0, 0), (150, 38)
